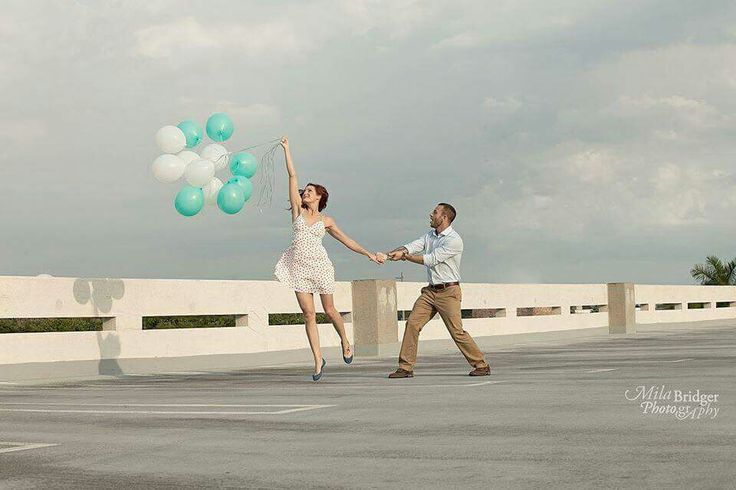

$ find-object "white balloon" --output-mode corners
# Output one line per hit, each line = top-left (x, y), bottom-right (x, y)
(177, 150), (200, 165)
(152, 154), (186, 183)
(202, 177), (224, 205)
(155, 125), (186, 154)
(201, 143), (229, 171)
(185, 159), (215, 187)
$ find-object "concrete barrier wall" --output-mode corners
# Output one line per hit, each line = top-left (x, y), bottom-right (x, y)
(0, 276), (352, 366)
(396, 282), (610, 341)
(1, 276), (735, 370)
(635, 285), (736, 324)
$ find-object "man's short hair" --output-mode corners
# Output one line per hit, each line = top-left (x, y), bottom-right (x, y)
(438, 203), (457, 223)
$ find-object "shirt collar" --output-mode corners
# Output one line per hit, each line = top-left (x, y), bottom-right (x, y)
(432, 226), (453, 237)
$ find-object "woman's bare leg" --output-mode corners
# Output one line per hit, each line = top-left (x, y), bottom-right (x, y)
(320, 294), (351, 358)
(296, 292), (322, 373)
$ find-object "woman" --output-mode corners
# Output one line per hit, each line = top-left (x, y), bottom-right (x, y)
(274, 136), (384, 381)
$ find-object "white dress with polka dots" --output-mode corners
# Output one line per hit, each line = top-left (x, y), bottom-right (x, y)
(274, 213), (336, 294)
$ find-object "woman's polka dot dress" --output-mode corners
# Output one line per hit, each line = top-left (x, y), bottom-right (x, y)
(274, 213), (336, 294)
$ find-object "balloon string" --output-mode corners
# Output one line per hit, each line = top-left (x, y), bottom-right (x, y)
(209, 137), (281, 212)
(210, 137), (281, 165)
(256, 142), (280, 210)
(230, 138), (281, 154)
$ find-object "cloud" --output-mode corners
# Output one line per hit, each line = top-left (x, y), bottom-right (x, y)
(649, 163), (709, 226)
(213, 102), (281, 126)
(589, 42), (736, 96)
(428, 2), (585, 51)
(561, 145), (616, 184)
(0, 118), (48, 144)
(2, 1), (736, 285)
(133, 16), (309, 60)
(610, 94), (726, 130)
(134, 17), (218, 59)
(431, 31), (484, 50)
(337, 0), (441, 39)
(482, 96), (523, 114)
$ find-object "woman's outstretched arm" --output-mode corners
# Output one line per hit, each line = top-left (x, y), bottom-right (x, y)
(324, 217), (384, 264)
(281, 136), (301, 221)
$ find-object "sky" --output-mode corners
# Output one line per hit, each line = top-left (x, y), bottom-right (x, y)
(0, 0), (734, 285)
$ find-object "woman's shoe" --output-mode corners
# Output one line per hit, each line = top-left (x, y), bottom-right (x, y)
(312, 358), (326, 382)
(343, 345), (353, 365)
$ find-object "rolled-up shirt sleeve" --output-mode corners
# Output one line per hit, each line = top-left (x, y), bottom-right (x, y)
(403, 235), (426, 255)
(423, 236), (463, 267)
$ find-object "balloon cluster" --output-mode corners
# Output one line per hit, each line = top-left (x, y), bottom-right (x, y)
(151, 113), (258, 217)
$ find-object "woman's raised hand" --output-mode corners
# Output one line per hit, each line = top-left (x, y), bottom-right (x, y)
(280, 136), (289, 150)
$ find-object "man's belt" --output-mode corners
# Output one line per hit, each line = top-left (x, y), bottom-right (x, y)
(428, 281), (460, 290)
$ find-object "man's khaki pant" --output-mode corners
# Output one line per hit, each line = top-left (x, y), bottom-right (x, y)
(398, 285), (489, 371)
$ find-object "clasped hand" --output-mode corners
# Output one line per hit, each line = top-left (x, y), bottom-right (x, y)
(367, 250), (406, 265)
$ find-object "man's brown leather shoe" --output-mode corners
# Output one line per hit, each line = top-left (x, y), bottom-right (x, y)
(388, 368), (414, 378)
(469, 366), (491, 376)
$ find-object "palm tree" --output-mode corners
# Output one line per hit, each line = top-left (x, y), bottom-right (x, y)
(690, 256), (736, 285)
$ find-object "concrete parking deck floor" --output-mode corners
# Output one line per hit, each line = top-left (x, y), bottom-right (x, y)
(1, 322), (735, 489)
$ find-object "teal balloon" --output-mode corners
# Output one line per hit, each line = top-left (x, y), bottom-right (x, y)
(177, 120), (203, 148)
(206, 112), (234, 142)
(230, 152), (258, 178)
(217, 183), (246, 214)
(228, 176), (253, 201)
(174, 186), (204, 217)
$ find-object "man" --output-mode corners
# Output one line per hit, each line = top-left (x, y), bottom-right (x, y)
(385, 203), (491, 378)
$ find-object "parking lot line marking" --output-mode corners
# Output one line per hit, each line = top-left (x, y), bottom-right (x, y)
(0, 378), (508, 392)
(0, 407), (330, 415)
(320, 380), (505, 388)
(160, 372), (212, 375)
(1, 403), (327, 408)
(406, 380), (502, 387)
(0, 404), (334, 416)
(0, 442), (58, 454)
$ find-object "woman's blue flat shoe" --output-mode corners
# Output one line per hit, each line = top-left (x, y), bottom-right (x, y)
(343, 349), (353, 365)
(312, 358), (326, 382)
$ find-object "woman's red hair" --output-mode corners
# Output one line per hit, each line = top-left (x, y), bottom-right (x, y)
(294, 183), (329, 212)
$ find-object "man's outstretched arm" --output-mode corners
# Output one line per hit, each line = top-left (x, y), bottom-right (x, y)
(387, 246), (408, 261)
(401, 253), (425, 265)
(403, 238), (463, 266)
(387, 235), (425, 261)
